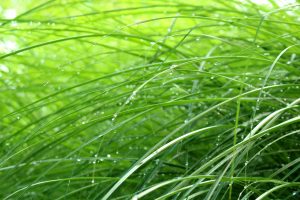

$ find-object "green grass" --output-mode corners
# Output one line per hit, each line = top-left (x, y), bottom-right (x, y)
(0, 0), (300, 199)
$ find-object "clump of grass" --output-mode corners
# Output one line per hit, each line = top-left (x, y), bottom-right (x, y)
(0, 0), (300, 199)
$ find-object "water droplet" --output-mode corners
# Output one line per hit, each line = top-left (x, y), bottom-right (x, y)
(293, 191), (297, 196)
(155, 159), (160, 165)
(170, 64), (177, 69)
(10, 21), (18, 27)
(0, 65), (9, 74)
(112, 113), (118, 121)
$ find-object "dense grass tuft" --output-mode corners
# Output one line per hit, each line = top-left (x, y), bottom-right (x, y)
(1, 0), (300, 199)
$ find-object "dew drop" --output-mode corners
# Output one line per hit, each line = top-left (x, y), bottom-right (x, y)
(293, 191), (297, 196)
(170, 64), (177, 69)
(112, 113), (118, 121)
(0, 64), (9, 73)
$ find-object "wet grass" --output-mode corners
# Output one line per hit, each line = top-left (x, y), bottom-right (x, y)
(0, 0), (300, 199)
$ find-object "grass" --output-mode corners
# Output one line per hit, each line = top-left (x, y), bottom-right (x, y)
(0, 0), (300, 199)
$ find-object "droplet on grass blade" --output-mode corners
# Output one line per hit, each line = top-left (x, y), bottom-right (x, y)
(293, 191), (297, 196)
(0, 64), (9, 73)
(112, 113), (118, 121)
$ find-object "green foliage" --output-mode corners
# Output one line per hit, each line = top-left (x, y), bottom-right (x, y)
(1, 0), (300, 199)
